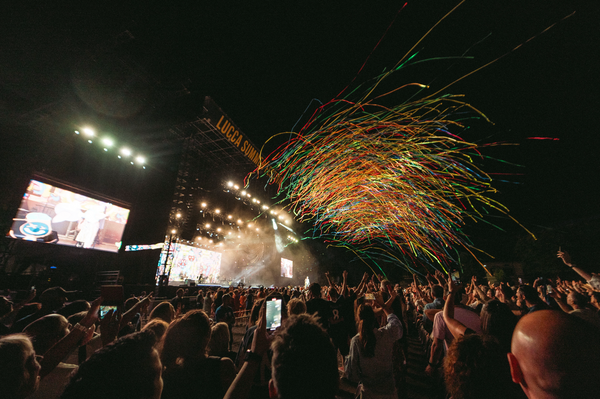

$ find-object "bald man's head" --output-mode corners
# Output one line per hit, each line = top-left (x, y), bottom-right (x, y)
(508, 310), (600, 399)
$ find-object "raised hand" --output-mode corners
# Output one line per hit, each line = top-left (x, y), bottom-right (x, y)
(251, 301), (270, 356)
(557, 251), (573, 267)
(81, 297), (102, 328)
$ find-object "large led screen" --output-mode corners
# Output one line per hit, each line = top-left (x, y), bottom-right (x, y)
(8, 179), (130, 253)
(281, 258), (293, 278)
(157, 243), (222, 284)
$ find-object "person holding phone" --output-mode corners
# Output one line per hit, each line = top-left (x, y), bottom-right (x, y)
(344, 290), (403, 399)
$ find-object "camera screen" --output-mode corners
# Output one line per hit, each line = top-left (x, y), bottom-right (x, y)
(99, 305), (117, 319)
(266, 299), (282, 330)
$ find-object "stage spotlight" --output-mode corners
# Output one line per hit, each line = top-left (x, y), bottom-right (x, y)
(228, 231), (232, 235)
(279, 215), (284, 220)
(74, 130), (80, 134)
(205, 223), (210, 228)
(228, 215), (232, 219)
(195, 236), (202, 241)
(237, 219), (242, 224)
(117, 155), (122, 159)
(87, 140), (93, 144)
(255, 227), (259, 232)
(82, 127), (95, 137)
(227, 181), (234, 187)
(252, 198), (257, 203)
(215, 209), (220, 214)
(201, 202), (207, 208)
(120, 148), (132, 157)
(176, 213), (181, 218)
(209, 240), (213, 244)
(246, 193), (251, 197)
(102, 138), (114, 147)
(248, 224), (253, 228)
(238, 235), (241, 238)
(217, 228), (222, 232)
(285, 219), (291, 225)
(130, 161), (134, 165)
(234, 184), (239, 189)
(262, 205), (268, 210)
(171, 229), (177, 234)
(241, 191), (246, 196)
(135, 156), (145, 164)
(103, 148), (108, 151)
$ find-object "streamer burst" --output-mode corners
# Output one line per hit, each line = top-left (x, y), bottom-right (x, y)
(249, 86), (526, 272)
(246, 0), (557, 272)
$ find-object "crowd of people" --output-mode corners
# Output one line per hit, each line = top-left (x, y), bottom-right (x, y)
(1, 250), (599, 399)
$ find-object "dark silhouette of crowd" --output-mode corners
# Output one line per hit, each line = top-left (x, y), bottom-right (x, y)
(1, 250), (599, 399)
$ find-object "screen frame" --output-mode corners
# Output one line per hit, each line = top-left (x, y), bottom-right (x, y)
(7, 174), (132, 253)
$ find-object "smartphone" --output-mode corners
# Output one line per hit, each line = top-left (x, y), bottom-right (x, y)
(546, 285), (553, 294)
(365, 293), (376, 301)
(518, 278), (523, 285)
(266, 298), (282, 330)
(450, 270), (461, 285)
(99, 305), (118, 319)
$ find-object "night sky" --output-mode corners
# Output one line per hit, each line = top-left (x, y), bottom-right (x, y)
(2, 0), (599, 269)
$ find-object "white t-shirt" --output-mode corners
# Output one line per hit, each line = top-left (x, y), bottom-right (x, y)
(432, 306), (482, 349)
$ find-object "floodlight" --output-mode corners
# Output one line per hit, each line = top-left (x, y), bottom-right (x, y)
(82, 127), (95, 137)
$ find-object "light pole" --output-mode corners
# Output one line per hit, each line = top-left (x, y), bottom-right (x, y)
(157, 212), (182, 295)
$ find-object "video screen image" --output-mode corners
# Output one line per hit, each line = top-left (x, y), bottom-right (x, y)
(157, 243), (222, 284)
(8, 179), (130, 253)
(281, 258), (293, 278)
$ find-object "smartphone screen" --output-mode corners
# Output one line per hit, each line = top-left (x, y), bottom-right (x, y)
(99, 305), (118, 319)
(546, 285), (553, 294)
(518, 278), (523, 285)
(266, 298), (282, 330)
(450, 270), (461, 285)
(365, 293), (375, 301)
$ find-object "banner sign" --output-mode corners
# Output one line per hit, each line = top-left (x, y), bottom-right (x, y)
(203, 96), (261, 166)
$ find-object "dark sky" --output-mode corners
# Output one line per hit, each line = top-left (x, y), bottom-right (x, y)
(2, 0), (599, 261)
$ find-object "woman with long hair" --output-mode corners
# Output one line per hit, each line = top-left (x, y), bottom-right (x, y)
(442, 275), (525, 399)
(0, 334), (42, 399)
(345, 292), (403, 399)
